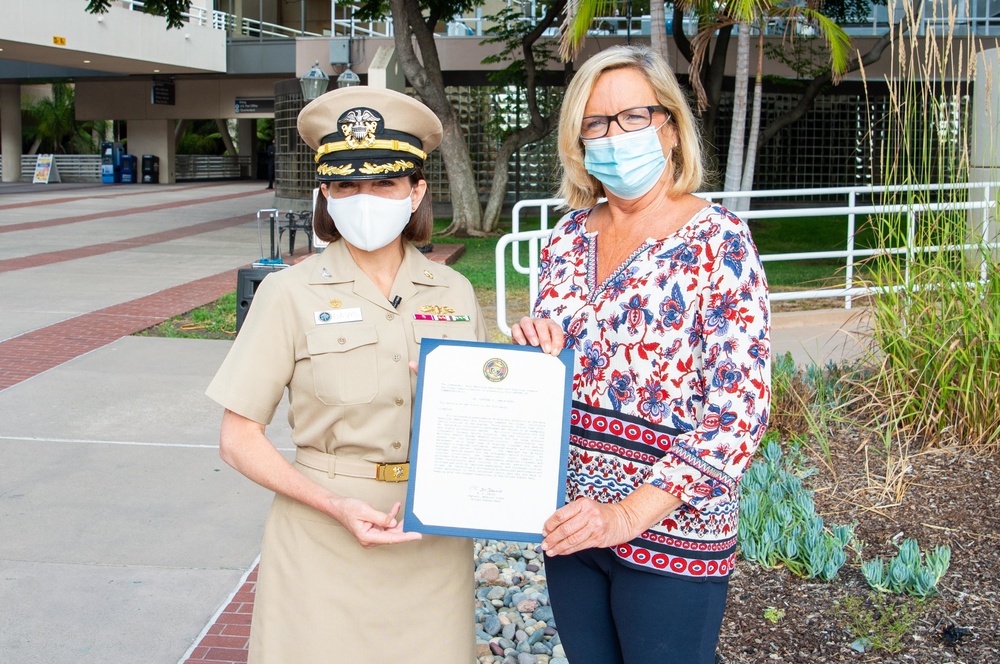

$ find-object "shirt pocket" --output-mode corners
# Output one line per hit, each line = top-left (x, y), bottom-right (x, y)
(306, 323), (379, 405)
(411, 321), (479, 344)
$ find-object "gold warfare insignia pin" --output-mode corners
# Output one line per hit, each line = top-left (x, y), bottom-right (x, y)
(329, 299), (342, 308)
(419, 305), (455, 315)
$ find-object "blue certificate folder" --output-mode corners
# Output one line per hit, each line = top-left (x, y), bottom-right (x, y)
(403, 338), (574, 542)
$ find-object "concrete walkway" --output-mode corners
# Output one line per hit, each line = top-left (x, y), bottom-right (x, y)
(0, 182), (869, 664)
(0, 182), (285, 664)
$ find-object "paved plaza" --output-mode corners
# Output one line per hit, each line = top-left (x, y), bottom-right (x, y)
(0, 182), (868, 663)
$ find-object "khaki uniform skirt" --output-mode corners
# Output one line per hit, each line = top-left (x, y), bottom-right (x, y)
(249, 467), (473, 664)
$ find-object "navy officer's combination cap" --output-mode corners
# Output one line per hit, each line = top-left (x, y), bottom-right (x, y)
(297, 86), (443, 182)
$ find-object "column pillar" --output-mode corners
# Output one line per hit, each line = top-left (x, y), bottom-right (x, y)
(1, 84), (23, 183)
(126, 119), (175, 184)
(969, 48), (1000, 261)
(237, 117), (256, 180)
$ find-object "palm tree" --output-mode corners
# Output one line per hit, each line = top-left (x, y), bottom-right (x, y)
(560, 0), (670, 60)
(689, 1), (851, 210)
(22, 83), (77, 154)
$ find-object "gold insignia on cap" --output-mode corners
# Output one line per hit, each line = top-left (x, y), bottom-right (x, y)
(341, 109), (380, 149)
(419, 305), (454, 314)
(329, 299), (342, 308)
(359, 160), (416, 175)
(315, 140), (428, 162)
(318, 163), (355, 176)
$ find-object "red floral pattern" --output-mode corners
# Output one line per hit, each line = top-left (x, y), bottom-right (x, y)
(535, 204), (771, 579)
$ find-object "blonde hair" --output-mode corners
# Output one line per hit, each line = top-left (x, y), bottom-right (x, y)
(557, 45), (704, 209)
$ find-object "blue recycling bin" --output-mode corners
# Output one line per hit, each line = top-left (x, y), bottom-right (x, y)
(120, 155), (138, 183)
(101, 141), (124, 183)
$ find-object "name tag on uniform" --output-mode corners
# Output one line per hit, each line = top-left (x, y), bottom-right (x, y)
(314, 308), (363, 325)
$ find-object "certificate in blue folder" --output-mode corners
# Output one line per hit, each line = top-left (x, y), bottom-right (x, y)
(403, 339), (574, 542)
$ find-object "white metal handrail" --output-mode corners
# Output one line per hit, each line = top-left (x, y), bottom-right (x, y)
(496, 182), (1000, 337)
(119, 0), (1000, 40)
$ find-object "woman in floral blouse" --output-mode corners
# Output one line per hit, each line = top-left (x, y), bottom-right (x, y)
(512, 45), (771, 664)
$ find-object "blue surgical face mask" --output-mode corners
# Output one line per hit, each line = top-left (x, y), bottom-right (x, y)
(583, 124), (668, 200)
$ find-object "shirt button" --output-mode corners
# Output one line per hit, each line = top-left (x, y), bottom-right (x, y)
(386, 313), (395, 321)
(393, 354), (402, 362)
(337, 337), (346, 345)
(394, 398), (404, 406)
(391, 441), (401, 450)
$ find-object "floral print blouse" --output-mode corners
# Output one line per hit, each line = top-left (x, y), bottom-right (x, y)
(533, 203), (771, 580)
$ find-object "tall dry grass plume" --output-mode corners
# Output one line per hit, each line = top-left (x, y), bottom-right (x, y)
(849, 0), (1000, 497)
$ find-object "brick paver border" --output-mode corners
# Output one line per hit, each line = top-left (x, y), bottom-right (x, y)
(182, 567), (257, 664)
(0, 270), (240, 391)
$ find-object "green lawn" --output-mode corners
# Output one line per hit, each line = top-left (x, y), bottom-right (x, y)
(456, 213), (880, 293)
(142, 212), (885, 339)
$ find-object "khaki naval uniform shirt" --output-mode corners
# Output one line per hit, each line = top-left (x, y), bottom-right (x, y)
(206, 239), (486, 664)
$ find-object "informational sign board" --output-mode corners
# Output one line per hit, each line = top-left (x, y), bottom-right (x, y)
(151, 80), (175, 106)
(32, 155), (60, 184)
(235, 98), (275, 114)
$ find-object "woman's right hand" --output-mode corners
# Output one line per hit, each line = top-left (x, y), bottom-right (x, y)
(511, 316), (565, 356)
(326, 497), (423, 548)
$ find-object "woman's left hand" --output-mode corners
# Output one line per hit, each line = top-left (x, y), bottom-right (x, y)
(511, 316), (565, 356)
(541, 486), (684, 556)
(541, 498), (641, 556)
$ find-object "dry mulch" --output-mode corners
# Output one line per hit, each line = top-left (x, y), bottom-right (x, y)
(717, 431), (999, 663)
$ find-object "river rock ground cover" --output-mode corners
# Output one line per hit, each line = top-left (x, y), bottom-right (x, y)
(475, 430), (999, 664)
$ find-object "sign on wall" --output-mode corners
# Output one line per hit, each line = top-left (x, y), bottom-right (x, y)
(151, 80), (175, 106)
(235, 98), (275, 114)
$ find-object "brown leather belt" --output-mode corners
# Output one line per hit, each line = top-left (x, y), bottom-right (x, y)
(295, 447), (410, 482)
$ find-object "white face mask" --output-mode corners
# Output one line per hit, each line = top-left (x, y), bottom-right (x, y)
(326, 192), (413, 252)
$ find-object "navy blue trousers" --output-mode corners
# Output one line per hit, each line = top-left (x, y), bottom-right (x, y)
(545, 548), (729, 664)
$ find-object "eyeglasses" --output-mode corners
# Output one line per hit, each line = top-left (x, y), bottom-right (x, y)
(580, 105), (669, 139)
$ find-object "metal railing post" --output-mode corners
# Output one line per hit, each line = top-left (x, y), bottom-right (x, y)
(845, 189), (857, 309)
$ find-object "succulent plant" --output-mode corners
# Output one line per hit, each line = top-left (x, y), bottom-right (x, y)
(861, 538), (951, 596)
(738, 435), (855, 581)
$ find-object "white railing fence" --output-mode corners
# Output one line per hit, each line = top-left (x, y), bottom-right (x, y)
(495, 182), (1000, 337)
(116, 0), (1000, 40)
(118, 0), (996, 41)
(0, 155), (102, 182)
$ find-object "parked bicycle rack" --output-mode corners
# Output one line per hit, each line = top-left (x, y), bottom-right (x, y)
(278, 210), (315, 256)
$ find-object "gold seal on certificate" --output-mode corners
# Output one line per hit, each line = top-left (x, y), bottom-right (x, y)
(403, 339), (574, 541)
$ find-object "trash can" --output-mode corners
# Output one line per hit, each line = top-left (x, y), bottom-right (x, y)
(236, 267), (284, 333)
(141, 155), (160, 183)
(120, 154), (138, 183)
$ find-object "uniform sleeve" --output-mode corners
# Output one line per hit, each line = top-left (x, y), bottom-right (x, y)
(205, 274), (296, 425)
(649, 221), (772, 509)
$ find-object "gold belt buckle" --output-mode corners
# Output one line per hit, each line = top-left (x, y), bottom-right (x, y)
(375, 462), (409, 482)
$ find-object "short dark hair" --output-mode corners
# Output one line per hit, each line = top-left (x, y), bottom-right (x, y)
(313, 169), (432, 245)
